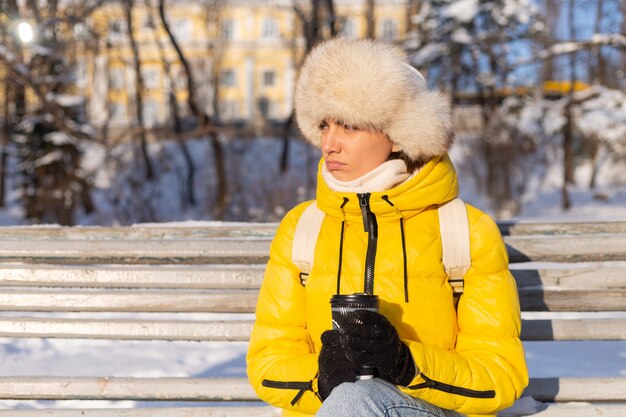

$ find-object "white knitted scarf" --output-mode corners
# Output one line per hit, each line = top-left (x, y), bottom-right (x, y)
(322, 159), (412, 193)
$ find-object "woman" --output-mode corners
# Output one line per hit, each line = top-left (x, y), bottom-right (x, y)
(247, 38), (528, 417)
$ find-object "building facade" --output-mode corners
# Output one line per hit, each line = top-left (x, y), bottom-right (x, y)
(84, 0), (411, 137)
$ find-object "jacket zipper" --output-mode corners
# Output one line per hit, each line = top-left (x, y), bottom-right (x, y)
(262, 379), (320, 405)
(408, 373), (496, 398)
(357, 192), (377, 294)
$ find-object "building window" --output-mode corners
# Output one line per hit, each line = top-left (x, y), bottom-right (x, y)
(219, 100), (239, 120)
(109, 68), (125, 90)
(261, 18), (278, 38)
(340, 18), (357, 38)
(172, 66), (188, 91)
(262, 70), (275, 87)
(220, 69), (236, 87)
(143, 99), (160, 127)
(108, 21), (126, 43)
(142, 15), (155, 31)
(258, 98), (278, 119)
(110, 102), (126, 121)
(381, 19), (398, 41)
(172, 19), (192, 42)
(142, 67), (160, 90)
(221, 19), (235, 40)
(74, 22), (88, 39)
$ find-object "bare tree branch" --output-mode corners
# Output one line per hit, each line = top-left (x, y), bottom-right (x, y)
(124, 0), (155, 179)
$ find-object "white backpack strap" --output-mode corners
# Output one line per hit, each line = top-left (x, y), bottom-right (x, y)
(438, 198), (471, 296)
(291, 201), (325, 285)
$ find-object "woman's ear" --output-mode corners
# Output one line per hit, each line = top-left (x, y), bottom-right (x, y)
(391, 143), (401, 153)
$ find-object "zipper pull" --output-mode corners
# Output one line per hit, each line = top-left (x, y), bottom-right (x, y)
(357, 192), (372, 233)
(358, 192), (378, 238)
(290, 380), (313, 405)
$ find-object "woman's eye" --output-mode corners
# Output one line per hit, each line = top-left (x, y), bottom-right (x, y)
(344, 124), (357, 131)
(318, 121), (328, 130)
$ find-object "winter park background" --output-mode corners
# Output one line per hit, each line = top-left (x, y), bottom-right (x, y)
(1, 0), (626, 413)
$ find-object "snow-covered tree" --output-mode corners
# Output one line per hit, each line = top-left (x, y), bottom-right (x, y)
(0, 0), (103, 224)
(407, 0), (547, 217)
(408, 0), (546, 96)
(408, 0), (626, 215)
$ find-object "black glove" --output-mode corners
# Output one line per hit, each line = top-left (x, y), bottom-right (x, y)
(339, 309), (416, 386)
(317, 329), (358, 400)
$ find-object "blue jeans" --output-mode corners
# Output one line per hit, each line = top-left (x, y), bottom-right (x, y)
(316, 379), (464, 417)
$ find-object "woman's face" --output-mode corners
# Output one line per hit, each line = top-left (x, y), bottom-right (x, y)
(320, 119), (398, 181)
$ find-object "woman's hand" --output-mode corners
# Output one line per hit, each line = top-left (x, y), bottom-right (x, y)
(317, 329), (358, 400)
(339, 310), (416, 386)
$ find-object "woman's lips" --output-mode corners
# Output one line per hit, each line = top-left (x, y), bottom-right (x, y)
(326, 160), (345, 171)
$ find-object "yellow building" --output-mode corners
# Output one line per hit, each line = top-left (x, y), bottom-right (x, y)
(0, 0), (406, 140)
(82, 0), (412, 137)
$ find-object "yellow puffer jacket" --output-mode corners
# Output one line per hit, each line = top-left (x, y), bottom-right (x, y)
(247, 155), (528, 417)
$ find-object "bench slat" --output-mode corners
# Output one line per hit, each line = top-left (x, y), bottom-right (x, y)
(0, 235), (623, 264)
(512, 267), (626, 289)
(517, 404), (626, 417)
(506, 234), (626, 262)
(0, 377), (623, 403)
(0, 317), (624, 341)
(0, 240), (272, 265)
(0, 225), (279, 240)
(0, 377), (258, 401)
(0, 407), (280, 417)
(520, 318), (626, 340)
(1, 221), (624, 238)
(1, 264), (624, 290)
(0, 318), (253, 341)
(0, 287), (623, 313)
(0, 290), (259, 313)
(519, 288), (626, 312)
(1, 404), (625, 417)
(499, 221), (626, 236)
(524, 377), (626, 402)
(0, 264), (265, 289)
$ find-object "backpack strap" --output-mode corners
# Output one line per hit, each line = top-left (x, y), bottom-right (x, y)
(438, 197), (471, 296)
(291, 201), (325, 285)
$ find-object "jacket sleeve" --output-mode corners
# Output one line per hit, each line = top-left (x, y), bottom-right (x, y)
(246, 201), (322, 414)
(401, 207), (529, 415)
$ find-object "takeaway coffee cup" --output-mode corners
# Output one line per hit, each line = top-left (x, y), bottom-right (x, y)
(330, 293), (380, 379)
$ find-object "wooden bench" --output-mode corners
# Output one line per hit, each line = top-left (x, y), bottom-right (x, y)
(0, 221), (624, 416)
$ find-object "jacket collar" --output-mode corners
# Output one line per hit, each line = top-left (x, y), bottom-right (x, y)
(316, 154), (459, 221)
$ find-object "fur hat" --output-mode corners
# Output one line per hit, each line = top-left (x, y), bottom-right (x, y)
(294, 38), (453, 161)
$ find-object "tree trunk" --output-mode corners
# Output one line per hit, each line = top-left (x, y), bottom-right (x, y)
(0, 78), (10, 207)
(158, 0), (202, 123)
(124, 0), (154, 180)
(150, 0), (196, 205)
(621, 0), (626, 78)
(562, 0), (577, 210)
(591, 0), (606, 84)
(159, 0), (227, 218)
(323, 0), (338, 36)
(406, 0), (420, 33)
(280, 112), (294, 173)
(541, 0), (561, 84)
(365, 0), (375, 39)
(588, 139), (600, 190)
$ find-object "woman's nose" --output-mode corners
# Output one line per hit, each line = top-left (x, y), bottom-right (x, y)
(321, 125), (341, 154)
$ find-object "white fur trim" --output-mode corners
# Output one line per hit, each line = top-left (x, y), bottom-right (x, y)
(295, 38), (453, 160)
